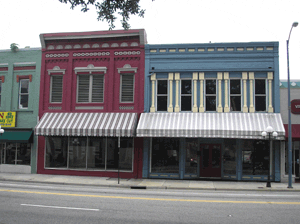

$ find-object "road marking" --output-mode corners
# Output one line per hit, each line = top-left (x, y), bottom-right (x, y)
(1, 189), (300, 205)
(21, 204), (99, 211)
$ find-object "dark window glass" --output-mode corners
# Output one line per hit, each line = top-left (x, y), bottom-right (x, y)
(185, 139), (198, 174)
(206, 80), (216, 94)
(69, 137), (87, 169)
(45, 137), (68, 168)
(157, 80), (168, 111)
(255, 96), (266, 111)
(181, 80), (192, 94)
(87, 138), (105, 169)
(157, 96), (167, 111)
(157, 80), (167, 94)
(255, 80), (266, 94)
(181, 96), (192, 111)
(19, 79), (29, 109)
(106, 138), (119, 170)
(230, 80), (241, 94)
(206, 96), (216, 111)
(223, 139), (237, 175)
(181, 80), (192, 111)
(119, 138), (133, 171)
(151, 138), (179, 173)
(230, 96), (241, 111)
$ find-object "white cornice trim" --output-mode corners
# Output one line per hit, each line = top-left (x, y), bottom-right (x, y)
(74, 64), (107, 74)
(0, 63), (8, 67)
(117, 64), (137, 73)
(48, 66), (66, 75)
(13, 62), (36, 67)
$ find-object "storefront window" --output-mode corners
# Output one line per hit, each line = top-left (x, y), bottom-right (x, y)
(87, 137), (105, 169)
(17, 143), (31, 165)
(242, 140), (269, 175)
(0, 143), (31, 165)
(4, 143), (16, 164)
(45, 137), (68, 168)
(106, 138), (119, 170)
(185, 138), (198, 174)
(223, 139), (237, 175)
(69, 137), (87, 169)
(151, 138), (179, 173)
(285, 141), (300, 175)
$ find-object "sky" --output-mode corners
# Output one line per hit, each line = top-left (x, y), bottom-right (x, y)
(1, 0), (300, 80)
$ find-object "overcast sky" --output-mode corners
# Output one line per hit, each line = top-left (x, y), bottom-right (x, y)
(1, 0), (299, 80)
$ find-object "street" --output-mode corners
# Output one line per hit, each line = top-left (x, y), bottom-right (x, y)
(0, 181), (299, 224)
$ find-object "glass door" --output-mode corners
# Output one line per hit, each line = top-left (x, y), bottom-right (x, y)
(200, 144), (221, 177)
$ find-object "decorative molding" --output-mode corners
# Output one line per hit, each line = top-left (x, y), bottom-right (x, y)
(65, 45), (72, 49)
(56, 45), (63, 49)
(174, 73), (180, 112)
(114, 51), (141, 56)
(121, 42), (128, 47)
(131, 42), (138, 46)
(168, 73), (174, 112)
(74, 44), (81, 49)
(119, 106), (134, 110)
(48, 106), (62, 110)
(102, 43), (109, 48)
(0, 76), (5, 83)
(47, 45), (55, 50)
(74, 64), (107, 74)
(111, 43), (119, 47)
(224, 72), (229, 112)
(268, 72), (273, 80)
(192, 72), (198, 112)
(83, 44), (90, 48)
(48, 66), (66, 75)
(16, 74), (32, 82)
(92, 44), (100, 48)
(46, 53), (69, 58)
(150, 73), (156, 112)
(268, 72), (274, 113)
(75, 106), (104, 110)
(117, 64), (137, 73)
(217, 72), (223, 112)
(249, 72), (255, 113)
(13, 62), (36, 67)
(73, 52), (110, 57)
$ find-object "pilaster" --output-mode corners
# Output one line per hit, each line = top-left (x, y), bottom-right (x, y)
(242, 72), (248, 113)
(150, 73), (156, 112)
(224, 72), (229, 112)
(192, 72), (198, 112)
(174, 73), (180, 112)
(199, 72), (205, 112)
(249, 72), (255, 113)
(217, 72), (223, 113)
(168, 73), (174, 112)
(268, 72), (274, 113)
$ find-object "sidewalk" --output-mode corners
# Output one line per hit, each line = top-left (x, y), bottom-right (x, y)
(0, 173), (299, 191)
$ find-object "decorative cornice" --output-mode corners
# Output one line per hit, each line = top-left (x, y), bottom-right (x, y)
(13, 62), (36, 67)
(117, 64), (137, 73)
(114, 51), (140, 56)
(46, 53), (69, 58)
(48, 66), (66, 75)
(73, 52), (110, 57)
(74, 64), (107, 74)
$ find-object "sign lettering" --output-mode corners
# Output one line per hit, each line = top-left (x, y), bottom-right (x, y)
(0, 112), (16, 127)
(291, 100), (300, 114)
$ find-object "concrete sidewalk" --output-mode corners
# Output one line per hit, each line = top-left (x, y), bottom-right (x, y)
(0, 173), (299, 191)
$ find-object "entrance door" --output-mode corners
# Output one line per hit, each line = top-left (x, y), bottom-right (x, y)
(200, 144), (221, 177)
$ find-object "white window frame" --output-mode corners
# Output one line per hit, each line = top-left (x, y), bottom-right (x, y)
(19, 79), (29, 109)
(180, 79), (193, 112)
(229, 79), (242, 112)
(254, 78), (267, 112)
(120, 73), (135, 103)
(204, 79), (217, 112)
(50, 75), (63, 103)
(156, 79), (168, 111)
(76, 74), (105, 103)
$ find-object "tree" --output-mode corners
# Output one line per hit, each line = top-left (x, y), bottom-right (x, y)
(10, 43), (19, 52)
(58, 0), (154, 30)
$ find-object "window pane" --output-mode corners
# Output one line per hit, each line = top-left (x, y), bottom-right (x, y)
(87, 137), (105, 169)
(181, 80), (191, 94)
(255, 96), (266, 111)
(255, 80), (266, 94)
(230, 96), (241, 111)
(151, 138), (179, 173)
(181, 96), (191, 111)
(157, 96), (167, 111)
(206, 80), (216, 94)
(223, 139), (237, 175)
(51, 76), (63, 103)
(230, 80), (241, 94)
(17, 143), (31, 165)
(92, 75), (104, 102)
(206, 96), (216, 111)
(45, 137), (68, 168)
(20, 80), (29, 93)
(69, 137), (87, 169)
(119, 138), (133, 171)
(106, 137), (119, 170)
(121, 74), (134, 102)
(78, 75), (90, 102)
(4, 143), (16, 164)
(185, 139), (198, 174)
(157, 80), (167, 94)
(20, 95), (29, 108)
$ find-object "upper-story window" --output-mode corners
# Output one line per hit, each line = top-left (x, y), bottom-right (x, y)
(205, 79), (216, 111)
(157, 80), (168, 111)
(181, 79), (192, 111)
(255, 79), (266, 111)
(19, 79), (29, 109)
(50, 75), (63, 103)
(77, 74), (104, 103)
(230, 79), (241, 111)
(120, 73), (134, 103)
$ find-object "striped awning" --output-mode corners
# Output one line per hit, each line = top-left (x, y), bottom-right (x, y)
(136, 113), (285, 140)
(35, 113), (138, 137)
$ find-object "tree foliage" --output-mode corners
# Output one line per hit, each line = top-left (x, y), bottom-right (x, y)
(10, 43), (19, 52)
(58, 0), (153, 30)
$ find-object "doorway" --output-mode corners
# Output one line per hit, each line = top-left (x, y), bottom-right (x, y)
(199, 144), (221, 177)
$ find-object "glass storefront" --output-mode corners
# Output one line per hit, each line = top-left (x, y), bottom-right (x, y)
(223, 139), (237, 175)
(185, 139), (198, 174)
(45, 136), (134, 171)
(285, 141), (300, 177)
(0, 143), (31, 165)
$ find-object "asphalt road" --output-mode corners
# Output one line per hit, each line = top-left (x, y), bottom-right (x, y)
(0, 181), (299, 224)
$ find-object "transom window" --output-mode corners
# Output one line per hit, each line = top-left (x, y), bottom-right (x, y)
(77, 74), (104, 103)
(50, 75), (63, 103)
(230, 79), (241, 111)
(181, 80), (192, 111)
(255, 79), (266, 111)
(19, 79), (29, 109)
(205, 79), (216, 111)
(156, 80), (168, 111)
(120, 73), (134, 103)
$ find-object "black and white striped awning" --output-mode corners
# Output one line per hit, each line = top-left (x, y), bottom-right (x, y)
(136, 113), (285, 140)
(35, 113), (137, 137)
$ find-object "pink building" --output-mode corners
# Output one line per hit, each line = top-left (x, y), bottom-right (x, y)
(35, 30), (146, 178)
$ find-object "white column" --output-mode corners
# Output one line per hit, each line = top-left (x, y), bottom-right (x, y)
(150, 73), (156, 112)
(224, 72), (229, 112)
(249, 72), (255, 113)
(174, 73), (180, 112)
(168, 73), (174, 112)
(199, 72), (205, 112)
(217, 72), (223, 113)
(192, 72), (198, 112)
(268, 72), (274, 113)
(242, 72), (248, 113)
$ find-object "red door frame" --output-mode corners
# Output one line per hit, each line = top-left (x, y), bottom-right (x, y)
(199, 144), (221, 178)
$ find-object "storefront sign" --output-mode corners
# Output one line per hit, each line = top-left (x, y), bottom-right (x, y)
(0, 112), (16, 127)
(291, 100), (300, 114)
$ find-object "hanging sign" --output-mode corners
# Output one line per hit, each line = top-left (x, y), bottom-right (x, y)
(291, 100), (300, 114)
(0, 112), (16, 127)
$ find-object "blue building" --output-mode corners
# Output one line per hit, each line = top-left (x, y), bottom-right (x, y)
(137, 42), (285, 181)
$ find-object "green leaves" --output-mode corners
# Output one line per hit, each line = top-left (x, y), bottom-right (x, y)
(10, 43), (19, 52)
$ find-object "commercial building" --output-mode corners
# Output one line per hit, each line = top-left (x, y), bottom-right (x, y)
(138, 42), (285, 181)
(35, 30), (146, 178)
(280, 80), (300, 182)
(0, 47), (41, 173)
